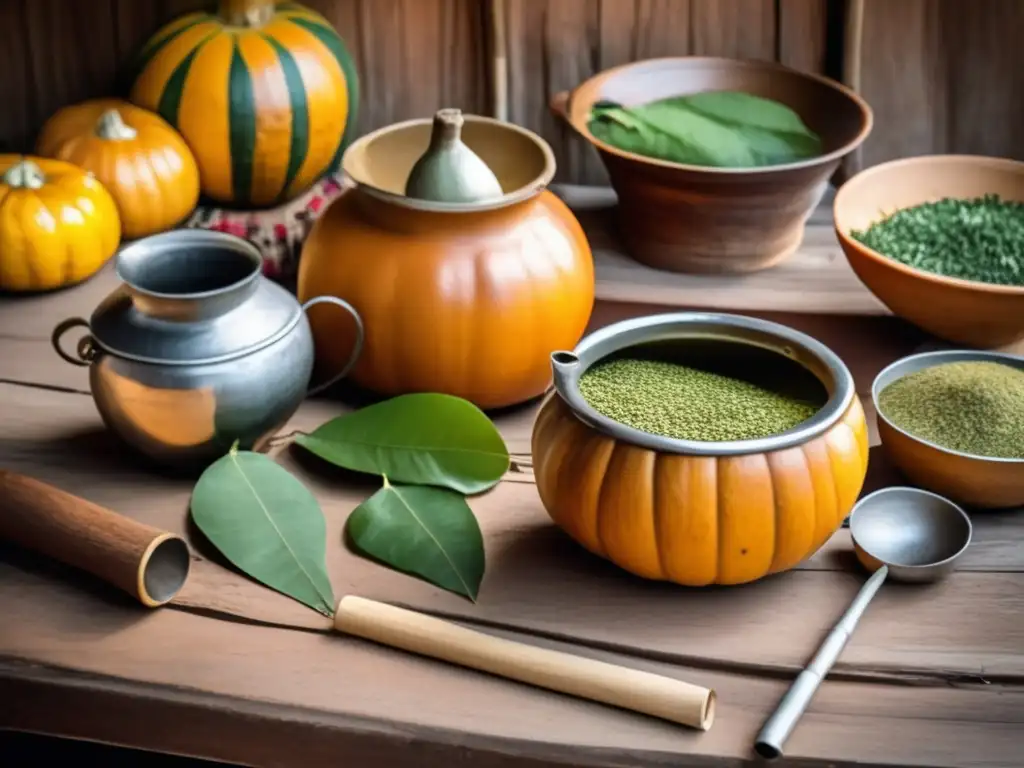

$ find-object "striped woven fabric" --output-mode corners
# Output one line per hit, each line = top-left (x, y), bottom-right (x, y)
(184, 172), (347, 286)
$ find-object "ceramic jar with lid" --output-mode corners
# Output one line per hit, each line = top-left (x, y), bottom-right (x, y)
(531, 312), (870, 587)
(297, 110), (595, 410)
(52, 230), (363, 469)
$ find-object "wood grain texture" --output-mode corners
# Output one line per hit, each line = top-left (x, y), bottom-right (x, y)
(854, 0), (1024, 171)
(302, 0), (487, 134)
(778, 0), (828, 74)
(504, 0), (801, 184)
(1, 381), (1023, 766)
(1, 0), (121, 151)
(1, 0), (1022, 186)
(1, 260), (1024, 765)
(0, 0), (35, 152)
(0, 0), (488, 153)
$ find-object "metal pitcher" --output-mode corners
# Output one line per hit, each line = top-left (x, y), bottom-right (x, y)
(52, 230), (363, 470)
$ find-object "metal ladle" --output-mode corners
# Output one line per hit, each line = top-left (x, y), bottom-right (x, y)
(754, 486), (973, 760)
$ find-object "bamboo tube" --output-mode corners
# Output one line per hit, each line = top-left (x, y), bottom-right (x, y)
(0, 471), (191, 607)
(335, 595), (716, 731)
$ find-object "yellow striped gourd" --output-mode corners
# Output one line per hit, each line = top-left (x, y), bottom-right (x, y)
(128, 0), (358, 207)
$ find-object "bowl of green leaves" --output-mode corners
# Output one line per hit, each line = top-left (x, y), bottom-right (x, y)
(551, 57), (872, 274)
(834, 154), (1024, 348)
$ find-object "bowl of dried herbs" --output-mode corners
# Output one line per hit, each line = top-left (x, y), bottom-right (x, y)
(834, 154), (1024, 348)
(551, 57), (872, 274)
(873, 349), (1024, 509)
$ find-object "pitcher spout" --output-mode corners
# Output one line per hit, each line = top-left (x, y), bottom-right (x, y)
(550, 350), (580, 400)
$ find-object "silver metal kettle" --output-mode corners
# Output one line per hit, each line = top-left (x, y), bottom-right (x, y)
(52, 230), (363, 470)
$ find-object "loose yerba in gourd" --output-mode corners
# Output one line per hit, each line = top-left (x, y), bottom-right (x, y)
(850, 195), (1024, 286)
(579, 352), (825, 442)
(877, 360), (1024, 459)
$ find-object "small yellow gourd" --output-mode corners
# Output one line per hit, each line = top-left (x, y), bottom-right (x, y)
(0, 155), (121, 293)
(36, 99), (200, 239)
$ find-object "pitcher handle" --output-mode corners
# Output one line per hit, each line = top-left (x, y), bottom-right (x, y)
(301, 296), (365, 397)
(52, 317), (97, 367)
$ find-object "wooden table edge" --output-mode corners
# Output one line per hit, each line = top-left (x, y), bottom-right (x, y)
(0, 656), (755, 768)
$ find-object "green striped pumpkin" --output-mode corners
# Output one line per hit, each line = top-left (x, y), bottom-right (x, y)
(129, 0), (359, 207)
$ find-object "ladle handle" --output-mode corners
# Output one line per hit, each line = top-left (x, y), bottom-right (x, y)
(754, 564), (889, 760)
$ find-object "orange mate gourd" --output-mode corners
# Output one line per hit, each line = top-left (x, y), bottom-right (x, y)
(532, 393), (870, 586)
(298, 113), (595, 410)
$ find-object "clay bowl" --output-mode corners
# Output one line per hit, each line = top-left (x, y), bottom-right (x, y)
(834, 155), (1024, 348)
(553, 57), (872, 274)
(872, 349), (1024, 509)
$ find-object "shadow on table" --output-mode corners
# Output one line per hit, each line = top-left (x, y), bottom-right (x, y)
(0, 540), (154, 637)
(0, 731), (237, 768)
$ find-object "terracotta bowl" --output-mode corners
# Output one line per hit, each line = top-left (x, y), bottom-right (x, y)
(553, 57), (872, 273)
(872, 349), (1024, 509)
(834, 155), (1024, 349)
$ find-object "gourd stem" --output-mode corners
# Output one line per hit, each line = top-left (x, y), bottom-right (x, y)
(2, 158), (46, 190)
(218, 0), (274, 26)
(96, 109), (138, 141)
(430, 109), (465, 148)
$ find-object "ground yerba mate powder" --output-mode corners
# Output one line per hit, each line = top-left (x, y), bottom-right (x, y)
(850, 195), (1024, 286)
(877, 361), (1024, 459)
(578, 358), (821, 442)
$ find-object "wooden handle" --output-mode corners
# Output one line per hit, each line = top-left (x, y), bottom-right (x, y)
(0, 470), (191, 607)
(335, 596), (715, 731)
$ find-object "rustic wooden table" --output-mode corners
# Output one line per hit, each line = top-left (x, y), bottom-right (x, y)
(1, 190), (1022, 768)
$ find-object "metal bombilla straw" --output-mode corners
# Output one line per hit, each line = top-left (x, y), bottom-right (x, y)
(753, 564), (887, 759)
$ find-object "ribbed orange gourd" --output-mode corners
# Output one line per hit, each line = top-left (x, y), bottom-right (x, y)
(0, 156), (121, 293)
(531, 394), (870, 586)
(36, 99), (200, 239)
(298, 113), (595, 409)
(128, 0), (358, 207)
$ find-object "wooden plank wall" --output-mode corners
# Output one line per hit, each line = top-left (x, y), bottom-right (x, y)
(0, 0), (1020, 185)
(856, 0), (1024, 170)
(504, 0), (830, 184)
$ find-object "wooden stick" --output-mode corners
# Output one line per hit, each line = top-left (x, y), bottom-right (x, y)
(0, 471), (191, 607)
(335, 595), (716, 731)
(841, 0), (867, 180)
(488, 0), (509, 121)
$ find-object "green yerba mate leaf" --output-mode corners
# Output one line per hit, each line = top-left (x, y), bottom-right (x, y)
(347, 478), (485, 601)
(190, 444), (335, 616)
(295, 393), (510, 495)
(587, 90), (822, 169)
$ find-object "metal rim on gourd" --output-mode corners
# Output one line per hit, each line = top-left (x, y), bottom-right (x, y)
(871, 349), (1024, 464)
(549, 311), (856, 456)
